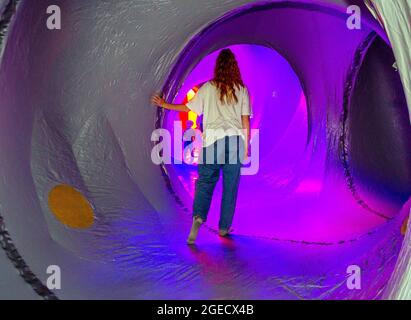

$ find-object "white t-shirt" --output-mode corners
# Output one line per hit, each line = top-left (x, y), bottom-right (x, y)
(186, 81), (252, 147)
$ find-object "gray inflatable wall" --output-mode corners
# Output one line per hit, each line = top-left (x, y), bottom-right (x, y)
(0, 0), (410, 300)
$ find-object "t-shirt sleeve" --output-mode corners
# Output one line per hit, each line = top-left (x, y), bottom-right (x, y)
(241, 87), (253, 117)
(186, 86), (205, 115)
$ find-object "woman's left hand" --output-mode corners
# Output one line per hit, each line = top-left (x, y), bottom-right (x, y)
(244, 143), (249, 163)
(151, 94), (165, 108)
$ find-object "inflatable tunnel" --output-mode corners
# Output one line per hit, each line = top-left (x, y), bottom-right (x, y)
(0, 0), (410, 299)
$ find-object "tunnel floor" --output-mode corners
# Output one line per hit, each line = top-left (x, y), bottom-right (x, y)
(47, 196), (406, 300)
(172, 163), (400, 244)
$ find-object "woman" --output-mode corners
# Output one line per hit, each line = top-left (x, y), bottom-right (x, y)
(152, 49), (252, 244)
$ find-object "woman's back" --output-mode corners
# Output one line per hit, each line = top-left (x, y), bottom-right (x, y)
(187, 81), (251, 147)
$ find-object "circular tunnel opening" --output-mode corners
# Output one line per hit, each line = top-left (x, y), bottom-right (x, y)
(345, 36), (411, 215)
(161, 2), (411, 244)
(164, 44), (310, 240)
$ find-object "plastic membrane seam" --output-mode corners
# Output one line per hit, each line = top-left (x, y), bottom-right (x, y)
(0, 215), (59, 300)
(0, 0), (58, 301)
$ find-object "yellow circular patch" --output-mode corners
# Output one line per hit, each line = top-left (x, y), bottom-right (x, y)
(48, 184), (94, 229)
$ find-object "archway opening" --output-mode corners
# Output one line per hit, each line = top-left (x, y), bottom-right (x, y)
(160, 4), (410, 244)
(165, 44), (310, 239)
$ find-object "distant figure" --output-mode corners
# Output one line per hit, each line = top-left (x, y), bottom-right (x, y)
(152, 49), (252, 244)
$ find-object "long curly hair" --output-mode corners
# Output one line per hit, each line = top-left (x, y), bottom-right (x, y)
(212, 49), (244, 105)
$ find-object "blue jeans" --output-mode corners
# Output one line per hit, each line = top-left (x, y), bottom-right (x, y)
(193, 136), (244, 230)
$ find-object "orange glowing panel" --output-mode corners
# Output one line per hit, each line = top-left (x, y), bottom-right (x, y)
(186, 89), (196, 101)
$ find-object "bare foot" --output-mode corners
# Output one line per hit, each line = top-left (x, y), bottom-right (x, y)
(219, 230), (228, 237)
(218, 228), (234, 237)
(187, 216), (203, 244)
